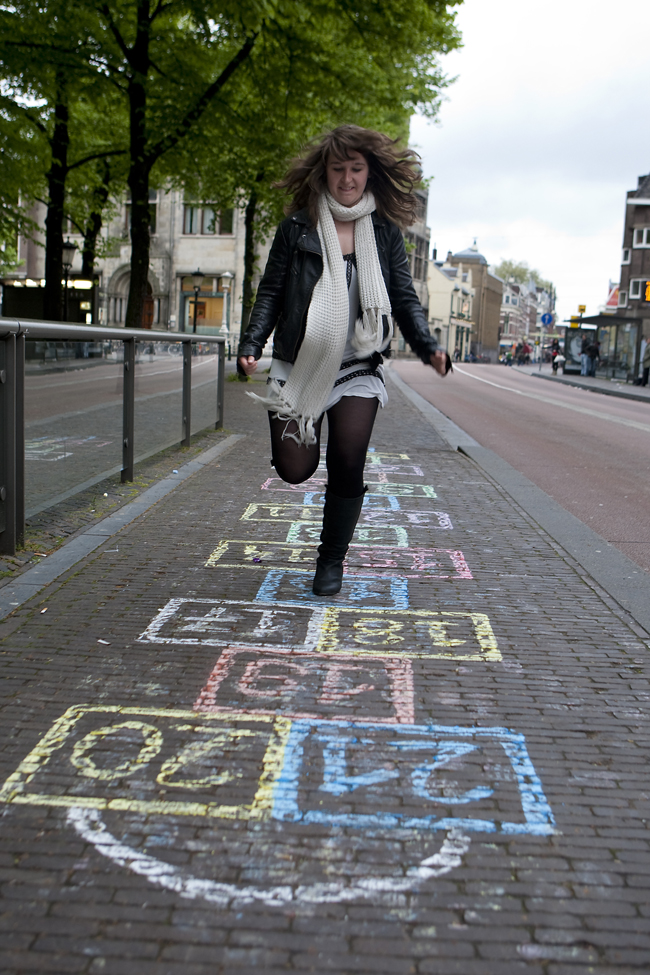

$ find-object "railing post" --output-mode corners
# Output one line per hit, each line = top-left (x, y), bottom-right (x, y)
(122, 337), (135, 482)
(0, 332), (16, 555)
(182, 339), (192, 446)
(216, 340), (225, 430)
(16, 331), (25, 547)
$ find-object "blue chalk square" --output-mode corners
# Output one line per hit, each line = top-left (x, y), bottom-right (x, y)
(272, 719), (556, 836)
(255, 569), (409, 610)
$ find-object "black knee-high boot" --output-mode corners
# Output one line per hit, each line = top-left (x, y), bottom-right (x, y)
(312, 487), (367, 596)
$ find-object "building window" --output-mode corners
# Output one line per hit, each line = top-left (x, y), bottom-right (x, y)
(618, 290), (627, 307)
(184, 206), (201, 234)
(504, 295), (510, 304)
(622, 247), (631, 264)
(633, 227), (650, 248)
(511, 297), (518, 306)
(183, 204), (234, 235)
(629, 279), (643, 299)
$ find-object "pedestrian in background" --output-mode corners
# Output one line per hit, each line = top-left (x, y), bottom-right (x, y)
(580, 335), (590, 376)
(238, 125), (450, 596)
(588, 338), (600, 378)
(642, 339), (650, 387)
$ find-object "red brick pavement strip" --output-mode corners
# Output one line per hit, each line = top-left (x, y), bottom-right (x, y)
(0, 374), (649, 972)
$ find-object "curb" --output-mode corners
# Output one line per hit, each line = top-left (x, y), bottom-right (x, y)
(531, 370), (650, 404)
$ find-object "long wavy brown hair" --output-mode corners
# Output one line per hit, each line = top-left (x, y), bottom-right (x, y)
(276, 125), (423, 229)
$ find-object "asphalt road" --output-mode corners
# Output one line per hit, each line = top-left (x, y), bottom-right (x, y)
(24, 353), (221, 516)
(393, 360), (650, 573)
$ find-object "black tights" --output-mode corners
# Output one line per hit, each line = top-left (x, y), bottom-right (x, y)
(269, 396), (379, 498)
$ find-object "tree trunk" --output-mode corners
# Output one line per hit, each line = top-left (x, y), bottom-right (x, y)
(125, 0), (151, 330)
(43, 79), (69, 321)
(81, 162), (111, 277)
(240, 173), (264, 339)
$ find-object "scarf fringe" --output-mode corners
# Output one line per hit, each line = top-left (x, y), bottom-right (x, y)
(246, 381), (320, 446)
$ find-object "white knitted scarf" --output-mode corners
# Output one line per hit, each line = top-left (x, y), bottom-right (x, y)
(249, 190), (392, 445)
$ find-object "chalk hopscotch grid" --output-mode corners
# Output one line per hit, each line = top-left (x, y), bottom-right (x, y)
(204, 540), (473, 579)
(0, 704), (556, 837)
(274, 719), (557, 837)
(137, 598), (502, 661)
(193, 648), (416, 724)
(0, 705), (292, 822)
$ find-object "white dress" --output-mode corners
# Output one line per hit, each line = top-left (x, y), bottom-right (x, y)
(267, 253), (389, 413)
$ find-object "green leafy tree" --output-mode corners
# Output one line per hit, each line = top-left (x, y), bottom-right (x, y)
(0, 2), (128, 318)
(495, 258), (553, 293)
(164, 0), (461, 334)
(1, 0), (461, 328)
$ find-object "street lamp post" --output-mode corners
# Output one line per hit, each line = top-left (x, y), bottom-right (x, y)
(62, 238), (77, 321)
(220, 271), (234, 358)
(449, 284), (460, 358)
(191, 268), (203, 333)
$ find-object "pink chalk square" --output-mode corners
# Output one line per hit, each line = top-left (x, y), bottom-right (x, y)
(194, 648), (414, 725)
(346, 546), (472, 579)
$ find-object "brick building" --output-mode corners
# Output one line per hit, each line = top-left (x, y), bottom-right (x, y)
(614, 172), (650, 372)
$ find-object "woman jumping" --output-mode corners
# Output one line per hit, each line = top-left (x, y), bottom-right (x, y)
(238, 124), (450, 596)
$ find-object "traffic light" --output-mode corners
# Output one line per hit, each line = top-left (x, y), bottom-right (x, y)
(645, 281), (650, 302)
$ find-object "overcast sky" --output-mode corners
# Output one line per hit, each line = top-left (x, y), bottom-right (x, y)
(411, 0), (650, 323)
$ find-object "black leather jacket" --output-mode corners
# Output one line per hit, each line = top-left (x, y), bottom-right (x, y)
(238, 208), (438, 366)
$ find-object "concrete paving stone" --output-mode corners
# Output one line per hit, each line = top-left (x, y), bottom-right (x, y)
(2, 373), (650, 971)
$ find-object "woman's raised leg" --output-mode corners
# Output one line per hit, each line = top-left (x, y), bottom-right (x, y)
(268, 413), (324, 484)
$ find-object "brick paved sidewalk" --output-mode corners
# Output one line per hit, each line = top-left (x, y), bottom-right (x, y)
(1, 371), (649, 974)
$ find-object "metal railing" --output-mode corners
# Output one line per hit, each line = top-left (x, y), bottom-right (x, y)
(0, 319), (225, 555)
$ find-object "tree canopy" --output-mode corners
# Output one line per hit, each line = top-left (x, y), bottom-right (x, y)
(0, 0), (462, 323)
(494, 259), (553, 293)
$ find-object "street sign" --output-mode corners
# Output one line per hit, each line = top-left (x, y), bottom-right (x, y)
(541, 313), (553, 326)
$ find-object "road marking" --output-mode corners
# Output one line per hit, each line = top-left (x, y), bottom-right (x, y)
(453, 366), (650, 433)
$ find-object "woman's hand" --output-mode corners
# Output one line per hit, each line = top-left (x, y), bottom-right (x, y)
(238, 355), (258, 376)
(429, 350), (448, 376)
